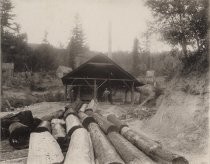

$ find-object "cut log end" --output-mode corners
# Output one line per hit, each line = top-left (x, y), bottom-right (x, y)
(34, 121), (51, 133)
(172, 157), (189, 164)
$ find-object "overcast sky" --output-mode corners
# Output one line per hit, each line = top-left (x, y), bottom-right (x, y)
(12, 0), (171, 53)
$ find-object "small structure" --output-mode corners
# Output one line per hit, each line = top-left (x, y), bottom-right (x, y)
(2, 63), (14, 78)
(56, 66), (72, 79)
(62, 55), (144, 104)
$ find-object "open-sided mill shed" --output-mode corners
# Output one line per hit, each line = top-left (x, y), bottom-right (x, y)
(62, 55), (144, 104)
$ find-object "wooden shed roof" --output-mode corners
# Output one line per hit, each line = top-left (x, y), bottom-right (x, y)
(62, 55), (143, 87)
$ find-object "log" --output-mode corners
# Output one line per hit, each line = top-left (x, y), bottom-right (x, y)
(17, 110), (34, 127)
(41, 110), (64, 121)
(120, 127), (161, 156)
(85, 108), (94, 115)
(27, 131), (64, 164)
(74, 100), (84, 112)
(31, 117), (42, 131)
(86, 99), (97, 112)
(88, 122), (124, 164)
(1, 110), (34, 129)
(79, 103), (88, 112)
(9, 122), (31, 149)
(51, 119), (66, 145)
(108, 131), (155, 164)
(92, 113), (118, 134)
(121, 127), (188, 164)
(65, 115), (82, 137)
(34, 121), (51, 133)
(64, 128), (95, 164)
(107, 114), (128, 132)
(63, 107), (77, 119)
(78, 112), (95, 129)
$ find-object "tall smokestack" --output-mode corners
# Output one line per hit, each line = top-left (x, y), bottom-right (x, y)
(108, 21), (112, 59)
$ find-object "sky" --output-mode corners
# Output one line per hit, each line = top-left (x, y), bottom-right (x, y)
(12, 0), (171, 53)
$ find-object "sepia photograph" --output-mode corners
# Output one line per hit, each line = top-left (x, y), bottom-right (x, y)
(0, 0), (209, 163)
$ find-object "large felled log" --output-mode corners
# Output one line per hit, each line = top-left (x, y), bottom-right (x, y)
(65, 115), (82, 137)
(92, 113), (118, 134)
(34, 121), (51, 133)
(107, 114), (128, 132)
(1, 110), (34, 129)
(63, 107), (77, 119)
(17, 110), (34, 127)
(88, 122), (124, 164)
(108, 131), (155, 164)
(41, 110), (64, 121)
(86, 99), (97, 112)
(74, 100), (84, 112)
(85, 109), (94, 115)
(79, 103), (88, 112)
(27, 131), (64, 164)
(51, 119), (66, 145)
(121, 127), (188, 164)
(9, 122), (31, 149)
(64, 128), (95, 164)
(78, 112), (95, 129)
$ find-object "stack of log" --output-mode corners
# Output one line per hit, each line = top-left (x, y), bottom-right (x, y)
(1, 99), (189, 164)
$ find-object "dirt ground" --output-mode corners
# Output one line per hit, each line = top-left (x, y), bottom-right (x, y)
(1, 73), (209, 164)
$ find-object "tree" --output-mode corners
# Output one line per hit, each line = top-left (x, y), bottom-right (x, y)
(132, 38), (140, 76)
(67, 14), (87, 69)
(146, 0), (208, 57)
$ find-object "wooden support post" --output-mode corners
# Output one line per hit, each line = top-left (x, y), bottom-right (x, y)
(131, 81), (134, 105)
(65, 84), (67, 101)
(93, 79), (97, 101)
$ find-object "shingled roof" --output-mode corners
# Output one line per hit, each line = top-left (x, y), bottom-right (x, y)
(62, 55), (143, 87)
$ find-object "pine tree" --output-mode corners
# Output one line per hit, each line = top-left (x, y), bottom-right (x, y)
(67, 14), (86, 69)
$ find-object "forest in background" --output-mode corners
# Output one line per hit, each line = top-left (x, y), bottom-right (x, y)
(1, 0), (208, 77)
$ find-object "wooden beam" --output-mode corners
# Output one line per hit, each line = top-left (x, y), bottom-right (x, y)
(97, 80), (107, 89)
(131, 81), (134, 105)
(66, 77), (136, 82)
(93, 79), (97, 101)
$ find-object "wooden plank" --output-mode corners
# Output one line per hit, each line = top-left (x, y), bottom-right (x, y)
(27, 131), (64, 164)
(64, 128), (94, 164)
(88, 123), (124, 164)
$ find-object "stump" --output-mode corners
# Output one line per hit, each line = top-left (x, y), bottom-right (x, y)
(88, 122), (124, 164)
(64, 128), (95, 164)
(27, 131), (64, 164)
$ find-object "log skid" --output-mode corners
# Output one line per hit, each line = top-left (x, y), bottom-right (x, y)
(88, 122), (124, 164)
(64, 128), (95, 164)
(65, 114), (82, 137)
(107, 114), (128, 132)
(92, 113), (118, 134)
(27, 131), (64, 164)
(108, 131), (155, 164)
(78, 112), (95, 129)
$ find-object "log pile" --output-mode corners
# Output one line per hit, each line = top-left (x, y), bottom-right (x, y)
(1, 99), (189, 164)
